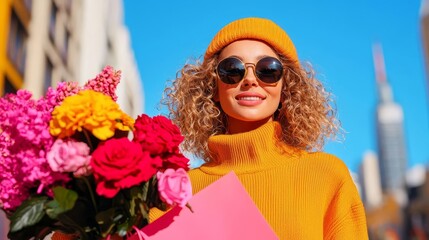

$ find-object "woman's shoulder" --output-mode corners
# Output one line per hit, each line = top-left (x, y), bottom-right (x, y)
(300, 151), (353, 181)
(297, 152), (360, 201)
(305, 151), (348, 167)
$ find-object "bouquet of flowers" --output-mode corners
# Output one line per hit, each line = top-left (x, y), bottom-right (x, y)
(0, 66), (192, 239)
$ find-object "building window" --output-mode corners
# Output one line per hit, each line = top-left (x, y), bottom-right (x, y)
(7, 10), (27, 75)
(44, 58), (53, 94)
(49, 2), (58, 41)
(4, 75), (18, 95)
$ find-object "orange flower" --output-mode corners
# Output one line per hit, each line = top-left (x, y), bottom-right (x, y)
(50, 90), (134, 140)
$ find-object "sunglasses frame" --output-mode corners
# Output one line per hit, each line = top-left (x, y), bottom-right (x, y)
(216, 56), (285, 85)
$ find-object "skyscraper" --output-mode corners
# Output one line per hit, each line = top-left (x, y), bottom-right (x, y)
(373, 43), (408, 206)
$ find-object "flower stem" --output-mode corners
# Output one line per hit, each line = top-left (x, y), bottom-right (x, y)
(82, 176), (98, 213)
(186, 203), (194, 213)
(82, 129), (94, 151)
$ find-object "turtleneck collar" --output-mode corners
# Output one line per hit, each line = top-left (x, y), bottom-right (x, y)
(199, 121), (304, 175)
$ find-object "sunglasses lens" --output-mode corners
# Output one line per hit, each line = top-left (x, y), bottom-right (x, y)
(217, 58), (245, 84)
(255, 57), (284, 83)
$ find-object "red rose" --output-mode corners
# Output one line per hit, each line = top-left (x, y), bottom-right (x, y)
(91, 137), (161, 198)
(133, 114), (184, 155)
(163, 151), (190, 171)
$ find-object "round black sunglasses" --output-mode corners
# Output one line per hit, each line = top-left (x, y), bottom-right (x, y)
(216, 56), (284, 84)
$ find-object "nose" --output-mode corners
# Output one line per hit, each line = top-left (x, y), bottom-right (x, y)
(242, 64), (258, 87)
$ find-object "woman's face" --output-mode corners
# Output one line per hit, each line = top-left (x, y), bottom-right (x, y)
(215, 40), (283, 134)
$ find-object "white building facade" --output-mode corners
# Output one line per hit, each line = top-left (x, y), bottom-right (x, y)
(24, 0), (143, 116)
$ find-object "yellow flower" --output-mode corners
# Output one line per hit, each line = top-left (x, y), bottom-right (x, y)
(50, 90), (134, 140)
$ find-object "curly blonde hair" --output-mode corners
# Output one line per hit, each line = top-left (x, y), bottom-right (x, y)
(163, 53), (340, 162)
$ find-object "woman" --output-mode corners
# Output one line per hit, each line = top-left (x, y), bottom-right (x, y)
(158, 17), (368, 239)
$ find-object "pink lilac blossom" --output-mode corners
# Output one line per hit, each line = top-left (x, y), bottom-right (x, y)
(0, 90), (69, 211)
(83, 65), (121, 101)
(47, 139), (92, 177)
(51, 81), (81, 106)
(0, 131), (28, 210)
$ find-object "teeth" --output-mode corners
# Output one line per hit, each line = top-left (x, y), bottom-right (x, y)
(238, 96), (262, 100)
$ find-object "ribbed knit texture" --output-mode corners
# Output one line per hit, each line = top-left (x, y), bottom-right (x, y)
(204, 17), (299, 65)
(150, 122), (368, 239)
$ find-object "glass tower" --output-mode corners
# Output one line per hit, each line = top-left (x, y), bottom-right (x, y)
(373, 44), (408, 202)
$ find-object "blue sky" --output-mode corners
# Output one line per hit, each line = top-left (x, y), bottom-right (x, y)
(124, 0), (429, 173)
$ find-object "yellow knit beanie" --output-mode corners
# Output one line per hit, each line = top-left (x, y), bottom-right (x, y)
(204, 17), (299, 64)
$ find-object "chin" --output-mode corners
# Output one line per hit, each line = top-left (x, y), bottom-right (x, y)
(232, 115), (274, 123)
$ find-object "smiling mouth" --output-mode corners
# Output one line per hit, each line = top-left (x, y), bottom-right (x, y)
(236, 96), (264, 101)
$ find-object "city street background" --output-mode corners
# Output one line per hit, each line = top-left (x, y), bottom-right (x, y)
(1, 0), (429, 239)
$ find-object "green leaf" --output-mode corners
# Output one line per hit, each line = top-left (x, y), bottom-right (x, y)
(54, 186), (78, 210)
(141, 202), (149, 223)
(129, 186), (144, 217)
(141, 181), (149, 202)
(129, 197), (137, 217)
(9, 196), (48, 232)
(46, 186), (78, 219)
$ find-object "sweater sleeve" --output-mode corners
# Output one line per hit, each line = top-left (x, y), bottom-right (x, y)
(323, 172), (369, 240)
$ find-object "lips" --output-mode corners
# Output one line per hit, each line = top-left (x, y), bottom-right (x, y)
(237, 96), (263, 101)
(235, 92), (266, 100)
(235, 92), (266, 106)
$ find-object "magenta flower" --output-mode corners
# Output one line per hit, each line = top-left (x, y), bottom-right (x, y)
(0, 90), (69, 211)
(51, 81), (81, 106)
(83, 65), (121, 101)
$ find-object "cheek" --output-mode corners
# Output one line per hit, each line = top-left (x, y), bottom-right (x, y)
(275, 81), (284, 99)
(217, 88), (235, 111)
(271, 86), (283, 102)
(266, 84), (283, 114)
(216, 81), (234, 104)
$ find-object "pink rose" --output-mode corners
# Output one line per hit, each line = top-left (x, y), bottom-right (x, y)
(47, 139), (92, 177)
(133, 114), (184, 155)
(91, 137), (161, 198)
(157, 168), (192, 207)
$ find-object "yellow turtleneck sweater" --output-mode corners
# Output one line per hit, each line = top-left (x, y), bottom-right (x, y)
(151, 121), (368, 239)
